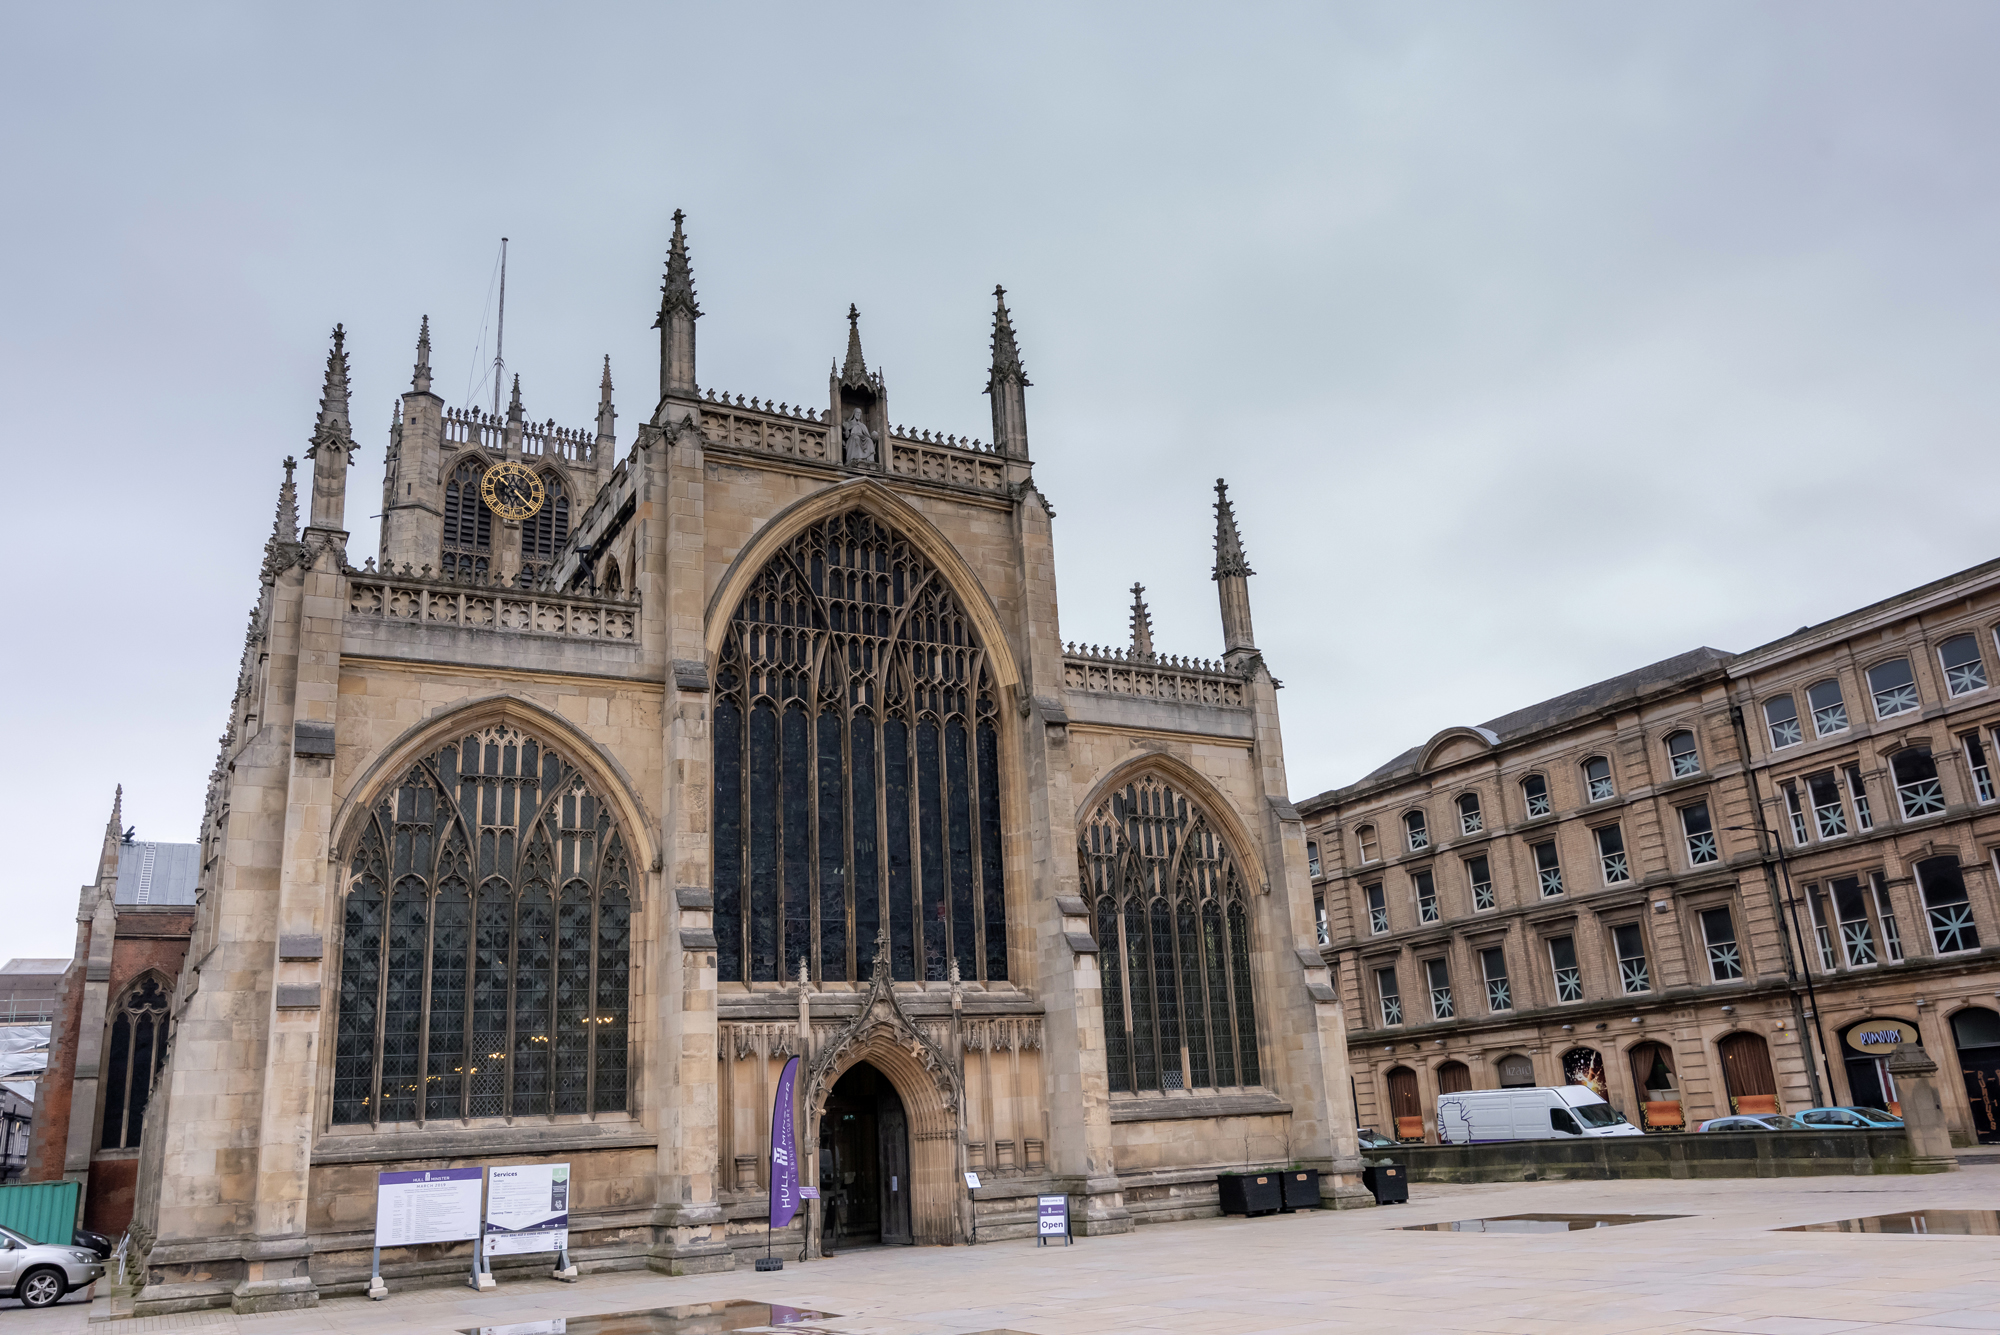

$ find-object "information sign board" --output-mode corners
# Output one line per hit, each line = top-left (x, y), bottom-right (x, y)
(1036, 1193), (1071, 1246)
(484, 1164), (570, 1256)
(374, 1168), (483, 1248)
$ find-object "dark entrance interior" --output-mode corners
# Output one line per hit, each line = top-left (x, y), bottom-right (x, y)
(819, 1061), (911, 1249)
(1954, 1007), (2000, 1144)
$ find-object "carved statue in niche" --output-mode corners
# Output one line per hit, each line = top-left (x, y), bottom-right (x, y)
(841, 408), (877, 465)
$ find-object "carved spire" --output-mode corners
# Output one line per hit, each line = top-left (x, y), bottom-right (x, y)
(305, 326), (355, 534)
(1212, 478), (1257, 660)
(839, 303), (870, 389)
(411, 314), (432, 394)
(1212, 478), (1253, 580)
(985, 286), (1030, 459)
(507, 373), (523, 421)
(870, 924), (892, 984)
(595, 355), (617, 473)
(986, 285), (1029, 389)
(656, 209), (699, 322)
(262, 456), (300, 579)
(654, 209), (700, 402)
(1129, 582), (1156, 661)
(107, 784), (124, 840)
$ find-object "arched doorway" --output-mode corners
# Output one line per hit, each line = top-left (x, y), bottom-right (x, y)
(818, 1061), (912, 1249)
(1496, 1054), (1535, 1088)
(1841, 1017), (1918, 1115)
(1717, 1032), (1778, 1114)
(1628, 1041), (1681, 1130)
(1385, 1066), (1422, 1141)
(1952, 1007), (2000, 1144)
(1436, 1060), (1471, 1094)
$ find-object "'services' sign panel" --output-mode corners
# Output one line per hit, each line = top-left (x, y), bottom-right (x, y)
(375, 1168), (484, 1248)
(485, 1164), (571, 1255)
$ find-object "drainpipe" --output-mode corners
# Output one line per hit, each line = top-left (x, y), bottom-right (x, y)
(1727, 703), (1831, 1107)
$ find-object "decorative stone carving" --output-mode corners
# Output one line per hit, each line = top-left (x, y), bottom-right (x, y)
(841, 408), (877, 465)
(802, 927), (962, 1120)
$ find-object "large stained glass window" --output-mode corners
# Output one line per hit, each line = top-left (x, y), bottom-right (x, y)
(441, 457), (493, 579)
(331, 724), (631, 1125)
(713, 509), (1008, 985)
(1079, 775), (1260, 1094)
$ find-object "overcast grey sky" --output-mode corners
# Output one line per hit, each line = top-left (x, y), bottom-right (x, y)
(5, 4), (1998, 962)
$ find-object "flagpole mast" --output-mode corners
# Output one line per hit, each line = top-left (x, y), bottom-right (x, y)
(491, 237), (508, 418)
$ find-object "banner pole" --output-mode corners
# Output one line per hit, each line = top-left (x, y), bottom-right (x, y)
(369, 1246), (385, 1301)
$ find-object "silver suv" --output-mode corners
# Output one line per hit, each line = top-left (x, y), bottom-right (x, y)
(0, 1224), (106, 1309)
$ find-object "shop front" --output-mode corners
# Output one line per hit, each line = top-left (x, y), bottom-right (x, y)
(1841, 1018), (1917, 1116)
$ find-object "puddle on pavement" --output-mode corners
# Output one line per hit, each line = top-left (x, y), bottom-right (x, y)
(460, 1301), (837, 1335)
(1403, 1213), (1689, 1234)
(1780, 1209), (2000, 1235)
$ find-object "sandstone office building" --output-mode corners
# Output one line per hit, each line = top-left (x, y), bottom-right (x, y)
(1305, 566), (2000, 1148)
(99, 216), (1354, 1314)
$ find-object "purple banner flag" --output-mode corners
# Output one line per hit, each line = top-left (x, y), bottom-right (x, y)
(770, 1055), (801, 1230)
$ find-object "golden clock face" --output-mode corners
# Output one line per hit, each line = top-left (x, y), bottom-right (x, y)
(480, 462), (546, 521)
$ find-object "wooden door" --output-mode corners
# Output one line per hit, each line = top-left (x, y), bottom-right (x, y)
(1717, 1032), (1776, 1112)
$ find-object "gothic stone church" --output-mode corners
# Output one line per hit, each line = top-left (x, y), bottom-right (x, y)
(127, 215), (1359, 1313)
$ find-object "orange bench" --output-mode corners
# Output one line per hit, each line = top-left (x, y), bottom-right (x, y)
(1642, 1100), (1685, 1131)
(1395, 1115), (1425, 1142)
(1734, 1094), (1779, 1116)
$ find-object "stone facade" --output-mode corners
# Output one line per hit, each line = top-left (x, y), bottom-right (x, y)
(1303, 560), (2000, 1151)
(126, 215), (1358, 1315)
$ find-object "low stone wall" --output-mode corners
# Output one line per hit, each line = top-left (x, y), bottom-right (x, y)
(1386, 1130), (1946, 1183)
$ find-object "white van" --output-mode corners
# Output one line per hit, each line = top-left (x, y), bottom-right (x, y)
(1435, 1086), (1645, 1144)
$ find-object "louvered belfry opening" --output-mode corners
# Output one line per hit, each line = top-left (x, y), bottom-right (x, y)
(1080, 774), (1261, 1096)
(331, 725), (632, 1126)
(712, 509), (1008, 986)
(441, 457), (493, 578)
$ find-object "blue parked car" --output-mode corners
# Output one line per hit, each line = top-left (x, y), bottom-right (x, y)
(1794, 1106), (1904, 1130)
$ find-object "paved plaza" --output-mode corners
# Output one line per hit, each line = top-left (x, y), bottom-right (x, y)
(13, 1169), (2000, 1335)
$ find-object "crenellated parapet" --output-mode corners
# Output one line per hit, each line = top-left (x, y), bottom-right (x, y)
(696, 385), (1008, 494)
(440, 404), (600, 465)
(346, 562), (639, 642)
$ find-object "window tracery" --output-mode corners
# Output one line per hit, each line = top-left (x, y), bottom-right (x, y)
(1078, 775), (1261, 1095)
(100, 975), (169, 1150)
(331, 724), (631, 1125)
(712, 509), (1008, 985)
(442, 457), (494, 578)
(521, 473), (571, 581)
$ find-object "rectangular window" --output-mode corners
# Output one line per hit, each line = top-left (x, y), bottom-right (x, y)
(1466, 855), (1494, 911)
(1480, 946), (1511, 1012)
(1846, 765), (1873, 830)
(1414, 869), (1439, 924)
(1893, 748), (1945, 820)
(1871, 871), (1904, 962)
(1668, 730), (1701, 778)
(1784, 783), (1809, 846)
(1613, 923), (1649, 993)
(1808, 771), (1848, 839)
(1595, 825), (1630, 883)
(1869, 658), (1920, 719)
(1766, 696), (1803, 749)
(1523, 775), (1551, 818)
(1807, 888), (1836, 971)
(1533, 840), (1563, 897)
(1965, 733), (1995, 804)
(1830, 875), (1877, 967)
(1314, 895), (1329, 947)
(1920, 859), (1981, 955)
(1366, 883), (1388, 935)
(1547, 936), (1583, 1002)
(1681, 802), (1718, 865)
(1426, 957), (1453, 1020)
(1307, 841), (1322, 879)
(1376, 966), (1403, 1026)
(1940, 633), (1988, 697)
(1700, 907), (1743, 981)
(1808, 678), (1848, 737)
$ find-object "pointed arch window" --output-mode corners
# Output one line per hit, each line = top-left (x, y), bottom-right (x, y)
(1079, 775), (1261, 1095)
(99, 975), (169, 1150)
(712, 508), (1008, 985)
(521, 473), (571, 581)
(441, 457), (493, 578)
(331, 724), (632, 1126)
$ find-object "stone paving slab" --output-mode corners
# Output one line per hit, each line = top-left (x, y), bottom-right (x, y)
(8, 1170), (2000, 1335)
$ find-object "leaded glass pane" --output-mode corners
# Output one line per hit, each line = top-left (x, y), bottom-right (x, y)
(332, 831), (385, 1124)
(713, 510), (1008, 984)
(1229, 901), (1259, 1086)
(426, 858), (468, 1120)
(1098, 892), (1130, 1093)
(553, 881), (591, 1114)
(379, 881), (427, 1123)
(513, 873), (553, 1115)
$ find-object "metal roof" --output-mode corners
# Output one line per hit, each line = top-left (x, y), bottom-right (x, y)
(114, 842), (200, 906)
